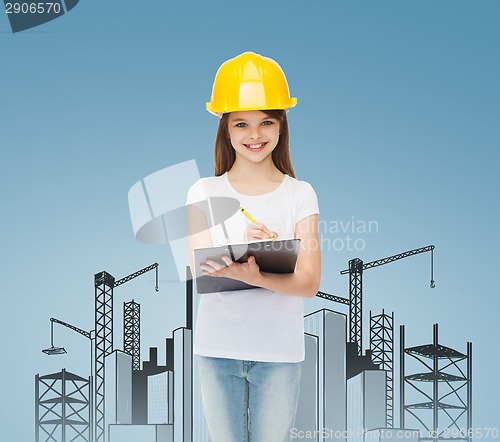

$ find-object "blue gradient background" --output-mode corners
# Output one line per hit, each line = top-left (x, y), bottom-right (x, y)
(1, 0), (498, 439)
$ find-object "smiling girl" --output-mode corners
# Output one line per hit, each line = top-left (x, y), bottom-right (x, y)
(186, 52), (321, 442)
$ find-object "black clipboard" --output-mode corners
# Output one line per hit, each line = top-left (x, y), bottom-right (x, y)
(194, 239), (301, 294)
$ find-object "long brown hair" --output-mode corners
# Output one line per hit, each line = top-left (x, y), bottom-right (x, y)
(213, 109), (296, 178)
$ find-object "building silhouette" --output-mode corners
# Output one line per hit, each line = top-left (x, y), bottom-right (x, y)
(298, 309), (347, 442)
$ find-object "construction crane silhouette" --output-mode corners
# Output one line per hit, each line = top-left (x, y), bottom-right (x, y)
(93, 262), (158, 442)
(316, 245), (435, 428)
(317, 245), (435, 355)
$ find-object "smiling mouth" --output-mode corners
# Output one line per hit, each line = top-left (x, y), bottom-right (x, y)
(244, 142), (267, 150)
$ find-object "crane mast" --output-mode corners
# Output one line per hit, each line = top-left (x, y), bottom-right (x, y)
(94, 262), (158, 442)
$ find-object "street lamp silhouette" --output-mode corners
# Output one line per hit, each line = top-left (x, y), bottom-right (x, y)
(42, 317), (93, 356)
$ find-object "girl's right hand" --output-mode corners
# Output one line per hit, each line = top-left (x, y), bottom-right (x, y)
(244, 223), (278, 241)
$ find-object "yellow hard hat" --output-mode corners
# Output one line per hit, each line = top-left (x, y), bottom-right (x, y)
(206, 52), (298, 116)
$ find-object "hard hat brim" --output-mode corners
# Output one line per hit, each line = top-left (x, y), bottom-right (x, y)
(206, 97), (298, 116)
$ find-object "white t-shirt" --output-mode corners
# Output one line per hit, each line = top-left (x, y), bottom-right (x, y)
(186, 172), (319, 362)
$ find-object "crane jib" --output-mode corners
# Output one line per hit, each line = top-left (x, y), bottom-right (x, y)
(340, 245), (435, 276)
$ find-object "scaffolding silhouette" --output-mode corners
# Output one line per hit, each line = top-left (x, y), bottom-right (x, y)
(370, 309), (394, 428)
(35, 369), (92, 442)
(400, 324), (472, 441)
(124, 300), (141, 371)
(348, 258), (363, 354)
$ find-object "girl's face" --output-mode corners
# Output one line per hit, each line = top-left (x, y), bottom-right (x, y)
(227, 110), (280, 166)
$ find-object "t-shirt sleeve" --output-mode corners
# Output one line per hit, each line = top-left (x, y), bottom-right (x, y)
(185, 178), (207, 205)
(296, 181), (319, 223)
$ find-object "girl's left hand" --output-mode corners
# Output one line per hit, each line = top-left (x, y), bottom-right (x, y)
(200, 255), (261, 286)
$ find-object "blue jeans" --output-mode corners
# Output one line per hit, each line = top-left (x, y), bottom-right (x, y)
(197, 355), (302, 442)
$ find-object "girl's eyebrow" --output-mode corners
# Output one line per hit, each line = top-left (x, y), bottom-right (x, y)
(230, 117), (277, 123)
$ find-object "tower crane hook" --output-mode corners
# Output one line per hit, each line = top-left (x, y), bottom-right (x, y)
(155, 265), (159, 292)
(430, 247), (435, 288)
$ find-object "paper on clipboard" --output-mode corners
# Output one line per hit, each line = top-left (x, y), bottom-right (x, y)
(194, 238), (301, 294)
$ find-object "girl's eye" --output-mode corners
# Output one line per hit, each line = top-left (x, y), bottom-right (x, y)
(235, 122), (247, 128)
(262, 120), (273, 126)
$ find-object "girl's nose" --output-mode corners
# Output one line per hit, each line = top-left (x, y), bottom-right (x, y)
(249, 126), (262, 139)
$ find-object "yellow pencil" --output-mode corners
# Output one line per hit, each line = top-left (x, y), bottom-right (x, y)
(239, 207), (276, 240)
(239, 207), (258, 223)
